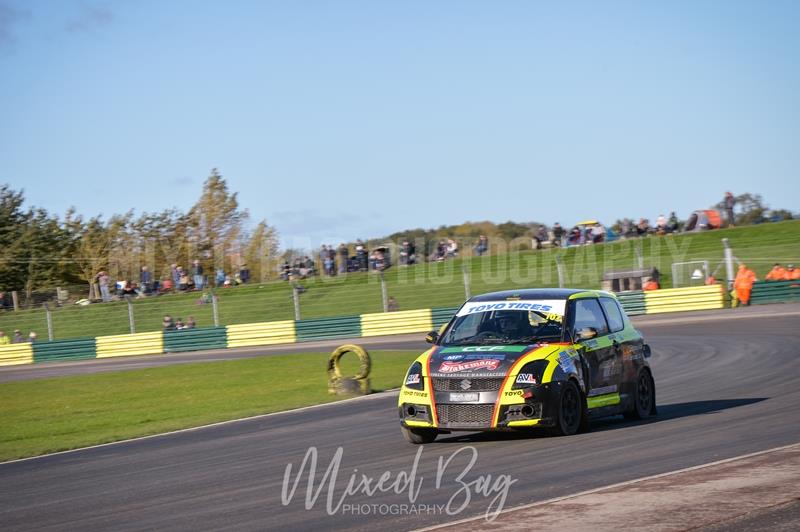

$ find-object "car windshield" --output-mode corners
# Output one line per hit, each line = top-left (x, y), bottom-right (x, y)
(441, 301), (566, 346)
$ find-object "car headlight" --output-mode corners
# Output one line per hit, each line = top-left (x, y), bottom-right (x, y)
(404, 361), (424, 390)
(512, 360), (549, 389)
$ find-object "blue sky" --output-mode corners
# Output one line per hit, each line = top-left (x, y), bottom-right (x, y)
(1, 0), (798, 248)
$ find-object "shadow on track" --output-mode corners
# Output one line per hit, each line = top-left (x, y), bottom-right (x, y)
(433, 398), (768, 444)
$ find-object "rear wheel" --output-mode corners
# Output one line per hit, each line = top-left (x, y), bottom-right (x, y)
(549, 380), (582, 436)
(625, 369), (656, 420)
(401, 426), (438, 444)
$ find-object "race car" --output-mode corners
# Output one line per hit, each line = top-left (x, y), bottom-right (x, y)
(399, 288), (656, 444)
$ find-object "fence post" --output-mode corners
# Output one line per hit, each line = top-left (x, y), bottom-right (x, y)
(292, 286), (301, 321)
(44, 302), (54, 341)
(211, 294), (220, 327)
(126, 297), (135, 334)
(722, 238), (735, 290)
(556, 255), (566, 288)
(635, 242), (644, 270)
(11, 291), (19, 311)
(462, 264), (471, 300)
(380, 272), (389, 312)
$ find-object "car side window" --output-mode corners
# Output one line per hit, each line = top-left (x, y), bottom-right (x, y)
(572, 299), (610, 336)
(599, 297), (625, 333)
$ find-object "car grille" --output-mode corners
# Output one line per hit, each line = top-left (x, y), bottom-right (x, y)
(432, 377), (504, 392)
(437, 404), (494, 427)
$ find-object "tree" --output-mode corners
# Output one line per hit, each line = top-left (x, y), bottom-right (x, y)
(187, 169), (249, 271)
(65, 213), (127, 300)
(242, 220), (280, 282)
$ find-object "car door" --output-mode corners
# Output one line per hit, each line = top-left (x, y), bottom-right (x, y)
(570, 298), (619, 398)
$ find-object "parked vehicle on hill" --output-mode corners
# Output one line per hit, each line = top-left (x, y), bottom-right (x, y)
(398, 288), (656, 443)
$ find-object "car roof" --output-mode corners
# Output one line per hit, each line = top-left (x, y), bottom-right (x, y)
(467, 288), (611, 302)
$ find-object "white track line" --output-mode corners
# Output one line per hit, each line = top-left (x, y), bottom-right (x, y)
(0, 388), (400, 466)
(414, 441), (800, 531)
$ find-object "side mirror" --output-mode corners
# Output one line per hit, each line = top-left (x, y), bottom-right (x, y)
(576, 327), (598, 341)
(425, 331), (439, 344)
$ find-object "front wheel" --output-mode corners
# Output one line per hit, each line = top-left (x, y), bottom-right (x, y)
(549, 380), (583, 436)
(625, 369), (656, 420)
(401, 426), (438, 444)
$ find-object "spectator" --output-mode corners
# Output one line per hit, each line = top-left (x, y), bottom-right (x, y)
(766, 263), (788, 281)
(320, 245), (329, 275)
(185, 316), (196, 329)
(637, 218), (650, 236)
(216, 267), (226, 287)
(446, 239), (458, 257)
(121, 281), (137, 297)
(139, 266), (152, 295)
(171, 264), (181, 291)
(338, 244), (349, 274)
(387, 296), (399, 312)
(192, 260), (204, 290)
(724, 192), (736, 227)
(239, 264), (250, 284)
(552, 223), (564, 246)
(734, 264), (757, 306)
(667, 212), (680, 233)
(591, 224), (606, 243)
(533, 226), (547, 249)
(96, 270), (111, 302)
(400, 240), (411, 265)
(355, 240), (368, 271)
(28, 331), (37, 342)
(13, 330), (25, 343)
(656, 214), (667, 235)
(178, 267), (190, 291)
(175, 317), (185, 330)
(162, 315), (175, 330)
(787, 264), (800, 280)
(643, 278), (660, 291)
(474, 235), (488, 256)
(705, 275), (717, 285)
(327, 247), (336, 276)
(0, 330), (9, 345)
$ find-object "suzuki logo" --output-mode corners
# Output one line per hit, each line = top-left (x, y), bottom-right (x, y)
(460, 379), (472, 390)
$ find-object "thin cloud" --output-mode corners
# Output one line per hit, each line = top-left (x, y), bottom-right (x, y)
(65, 4), (113, 33)
(0, 1), (31, 48)
(170, 176), (195, 187)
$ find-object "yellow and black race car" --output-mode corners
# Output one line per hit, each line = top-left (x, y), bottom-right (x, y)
(399, 289), (656, 444)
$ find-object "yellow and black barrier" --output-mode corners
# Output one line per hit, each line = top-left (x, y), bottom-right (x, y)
(360, 309), (433, 337)
(643, 284), (726, 314)
(327, 344), (371, 395)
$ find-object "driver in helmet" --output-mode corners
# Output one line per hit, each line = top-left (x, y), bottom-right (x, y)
(495, 311), (526, 339)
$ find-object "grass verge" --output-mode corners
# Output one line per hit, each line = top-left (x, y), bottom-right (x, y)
(0, 349), (419, 462)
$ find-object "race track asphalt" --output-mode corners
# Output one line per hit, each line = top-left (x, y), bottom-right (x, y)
(1, 305), (799, 531)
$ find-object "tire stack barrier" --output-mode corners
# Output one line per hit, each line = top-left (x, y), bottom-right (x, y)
(617, 291), (646, 316)
(96, 331), (164, 358)
(750, 280), (800, 305)
(327, 344), (371, 395)
(33, 337), (96, 363)
(643, 284), (726, 314)
(164, 326), (228, 353)
(226, 320), (296, 348)
(431, 307), (459, 329)
(296, 315), (361, 342)
(0, 343), (34, 366)
(360, 309), (433, 337)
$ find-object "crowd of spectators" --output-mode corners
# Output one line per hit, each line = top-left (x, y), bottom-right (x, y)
(0, 329), (37, 344)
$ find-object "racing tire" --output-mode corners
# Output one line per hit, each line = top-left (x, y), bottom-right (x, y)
(401, 426), (438, 444)
(624, 369), (656, 420)
(549, 380), (582, 437)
